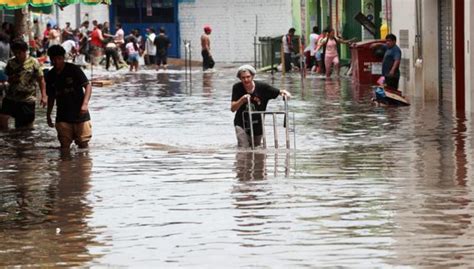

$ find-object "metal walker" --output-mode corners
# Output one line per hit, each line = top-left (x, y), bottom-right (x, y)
(243, 95), (295, 150)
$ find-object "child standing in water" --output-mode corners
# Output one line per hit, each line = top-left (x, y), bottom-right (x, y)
(126, 37), (140, 72)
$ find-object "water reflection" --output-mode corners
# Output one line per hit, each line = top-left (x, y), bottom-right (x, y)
(388, 103), (474, 268)
(0, 151), (100, 267)
(454, 114), (468, 186)
(202, 72), (214, 96)
(324, 79), (341, 101)
(234, 151), (267, 181)
(232, 151), (272, 248)
(1, 67), (474, 267)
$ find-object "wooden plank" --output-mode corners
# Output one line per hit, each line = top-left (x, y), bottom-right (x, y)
(384, 90), (410, 106)
(91, 80), (114, 87)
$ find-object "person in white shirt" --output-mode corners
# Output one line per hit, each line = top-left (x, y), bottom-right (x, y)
(79, 21), (89, 37)
(282, 28), (296, 72)
(145, 28), (156, 66)
(60, 39), (77, 61)
(304, 26), (319, 71)
(114, 23), (125, 47)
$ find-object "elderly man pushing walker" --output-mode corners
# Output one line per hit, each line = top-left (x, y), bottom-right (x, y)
(231, 65), (291, 148)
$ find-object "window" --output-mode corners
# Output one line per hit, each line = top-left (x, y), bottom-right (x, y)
(116, 0), (140, 23)
(141, 0), (174, 23)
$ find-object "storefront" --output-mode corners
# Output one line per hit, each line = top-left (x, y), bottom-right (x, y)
(109, 0), (179, 57)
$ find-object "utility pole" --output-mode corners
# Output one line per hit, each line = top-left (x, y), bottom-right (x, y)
(76, 4), (81, 29)
(13, 7), (28, 40)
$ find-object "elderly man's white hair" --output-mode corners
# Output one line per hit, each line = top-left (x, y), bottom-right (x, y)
(236, 65), (256, 78)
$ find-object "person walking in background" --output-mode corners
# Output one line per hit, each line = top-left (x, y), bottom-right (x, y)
(62, 22), (74, 42)
(114, 23), (125, 48)
(126, 37), (140, 72)
(317, 28), (353, 78)
(0, 32), (10, 63)
(282, 28), (296, 72)
(113, 23), (126, 64)
(46, 45), (92, 150)
(145, 28), (157, 66)
(48, 25), (61, 47)
(104, 38), (120, 71)
(201, 25), (214, 71)
(0, 33), (10, 96)
(76, 32), (89, 66)
(314, 28), (328, 74)
(102, 21), (110, 36)
(90, 23), (105, 66)
(79, 20), (89, 38)
(304, 26), (319, 71)
(42, 23), (52, 49)
(1, 22), (13, 41)
(60, 38), (78, 62)
(0, 40), (47, 130)
(154, 27), (171, 70)
(133, 29), (144, 53)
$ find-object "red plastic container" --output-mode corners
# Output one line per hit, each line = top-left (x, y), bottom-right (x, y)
(351, 40), (385, 85)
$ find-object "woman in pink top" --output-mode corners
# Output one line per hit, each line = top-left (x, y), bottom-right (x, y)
(318, 28), (354, 78)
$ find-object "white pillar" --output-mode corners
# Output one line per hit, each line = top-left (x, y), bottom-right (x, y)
(465, 0), (474, 115)
(420, 1), (439, 101)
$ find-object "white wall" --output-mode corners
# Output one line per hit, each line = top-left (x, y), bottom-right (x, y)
(390, 0), (417, 96)
(465, 0), (474, 115)
(179, 0), (293, 63)
(421, 1), (439, 101)
(56, 4), (109, 30)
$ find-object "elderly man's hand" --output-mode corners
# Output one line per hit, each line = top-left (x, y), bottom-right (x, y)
(280, 89), (292, 99)
(241, 94), (252, 103)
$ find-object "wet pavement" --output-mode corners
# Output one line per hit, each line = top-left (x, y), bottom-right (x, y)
(1, 66), (474, 268)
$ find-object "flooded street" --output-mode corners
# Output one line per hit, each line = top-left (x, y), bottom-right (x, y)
(1, 66), (474, 268)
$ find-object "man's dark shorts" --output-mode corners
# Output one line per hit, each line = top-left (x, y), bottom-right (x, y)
(385, 75), (400, 90)
(0, 98), (35, 127)
(156, 53), (168, 65)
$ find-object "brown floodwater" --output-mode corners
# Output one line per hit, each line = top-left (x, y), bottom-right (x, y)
(1, 66), (474, 268)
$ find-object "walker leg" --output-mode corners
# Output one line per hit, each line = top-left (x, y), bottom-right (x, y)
(273, 113), (278, 149)
(247, 95), (255, 150)
(261, 114), (267, 149)
(285, 96), (290, 149)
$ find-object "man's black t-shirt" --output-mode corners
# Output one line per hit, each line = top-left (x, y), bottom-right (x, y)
(232, 81), (280, 135)
(154, 34), (170, 56)
(46, 63), (90, 123)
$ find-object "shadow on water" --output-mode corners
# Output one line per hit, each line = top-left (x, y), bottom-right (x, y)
(1, 67), (474, 267)
(0, 145), (101, 267)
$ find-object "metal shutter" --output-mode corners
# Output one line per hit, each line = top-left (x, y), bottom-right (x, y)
(439, 0), (453, 103)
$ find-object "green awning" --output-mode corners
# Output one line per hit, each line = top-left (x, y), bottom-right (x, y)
(0, 0), (111, 10)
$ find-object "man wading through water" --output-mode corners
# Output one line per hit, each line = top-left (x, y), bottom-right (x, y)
(201, 25), (215, 71)
(46, 45), (92, 150)
(0, 39), (47, 130)
(231, 65), (291, 148)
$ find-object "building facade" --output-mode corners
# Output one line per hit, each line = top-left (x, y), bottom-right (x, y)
(298, 0), (383, 64)
(178, 0), (293, 63)
(109, 0), (180, 58)
(57, 4), (109, 30)
(388, 0), (474, 116)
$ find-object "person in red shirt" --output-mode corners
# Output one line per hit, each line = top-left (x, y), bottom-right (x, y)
(90, 24), (104, 65)
(42, 23), (51, 49)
